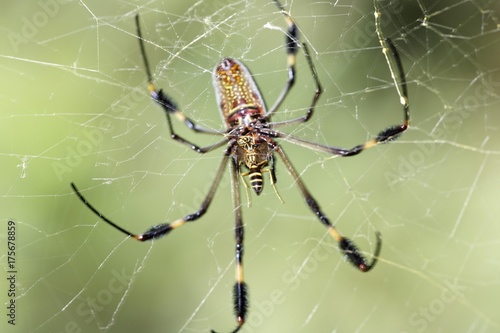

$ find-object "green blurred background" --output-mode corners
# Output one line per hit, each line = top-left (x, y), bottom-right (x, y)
(1, 0), (499, 332)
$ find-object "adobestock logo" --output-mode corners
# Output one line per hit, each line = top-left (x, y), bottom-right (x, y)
(340, 0), (403, 62)
(242, 242), (337, 332)
(7, 0), (73, 53)
(52, 119), (110, 182)
(53, 83), (145, 183)
(56, 268), (134, 333)
(406, 279), (466, 333)
(75, 267), (133, 324)
(384, 74), (500, 190)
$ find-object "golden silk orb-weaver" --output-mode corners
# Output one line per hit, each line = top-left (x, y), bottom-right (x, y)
(71, 1), (409, 332)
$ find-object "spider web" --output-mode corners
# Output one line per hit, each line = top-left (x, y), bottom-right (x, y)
(1, 0), (500, 332)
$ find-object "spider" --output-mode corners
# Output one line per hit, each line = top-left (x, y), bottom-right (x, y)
(71, 1), (409, 332)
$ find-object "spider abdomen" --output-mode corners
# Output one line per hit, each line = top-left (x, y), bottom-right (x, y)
(214, 58), (267, 128)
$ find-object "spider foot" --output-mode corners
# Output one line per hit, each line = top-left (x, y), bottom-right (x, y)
(339, 231), (382, 272)
(135, 223), (172, 241)
(376, 124), (406, 143)
(211, 284), (247, 333)
(210, 322), (243, 333)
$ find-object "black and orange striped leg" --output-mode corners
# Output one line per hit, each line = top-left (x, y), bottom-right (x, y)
(265, 0), (299, 117)
(271, 15), (409, 157)
(211, 159), (248, 333)
(71, 151), (230, 241)
(266, 0), (323, 126)
(270, 0), (408, 146)
(273, 145), (381, 272)
(231, 157), (248, 332)
(135, 15), (226, 154)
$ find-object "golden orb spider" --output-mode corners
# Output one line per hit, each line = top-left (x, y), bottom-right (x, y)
(71, 1), (409, 332)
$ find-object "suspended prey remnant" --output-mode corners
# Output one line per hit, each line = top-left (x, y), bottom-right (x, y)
(71, 1), (409, 332)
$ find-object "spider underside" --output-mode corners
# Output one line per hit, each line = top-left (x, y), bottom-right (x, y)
(71, 1), (409, 332)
